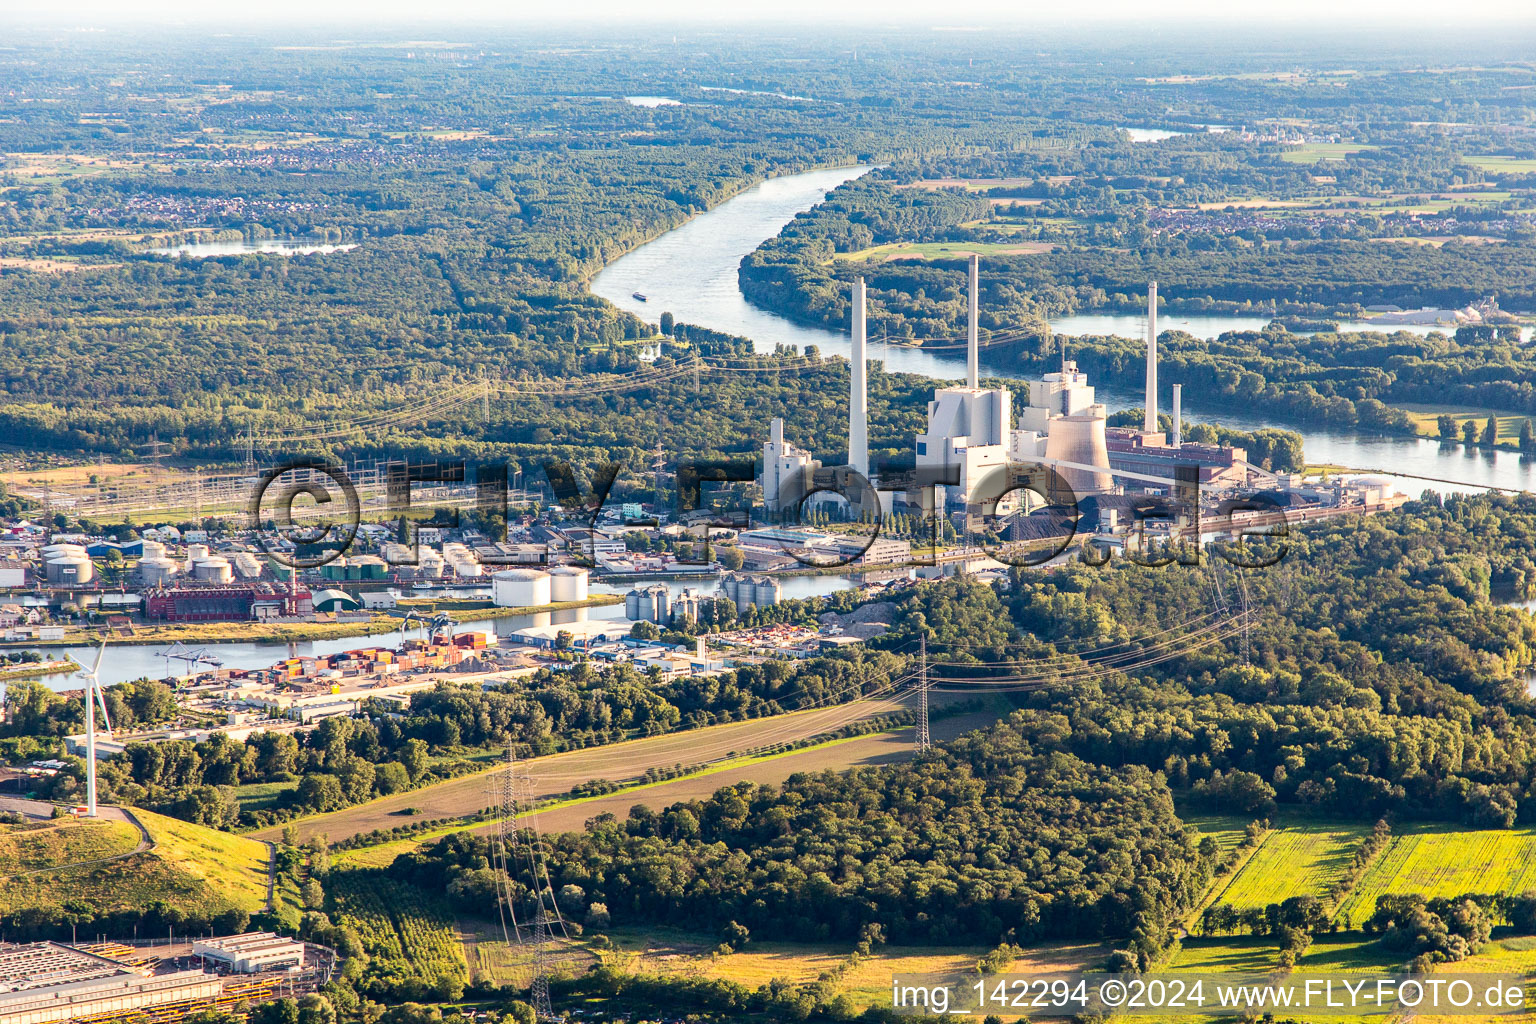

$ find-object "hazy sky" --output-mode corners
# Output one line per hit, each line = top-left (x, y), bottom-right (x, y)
(16, 0), (1536, 23)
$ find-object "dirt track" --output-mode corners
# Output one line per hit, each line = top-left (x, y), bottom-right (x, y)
(254, 696), (910, 846)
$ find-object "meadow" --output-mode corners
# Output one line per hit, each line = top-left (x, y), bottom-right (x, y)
(0, 808), (269, 918)
(0, 819), (139, 873)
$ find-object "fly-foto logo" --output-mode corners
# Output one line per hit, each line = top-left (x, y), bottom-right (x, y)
(247, 457), (1289, 570)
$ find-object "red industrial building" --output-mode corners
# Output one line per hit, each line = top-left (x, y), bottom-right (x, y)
(143, 583), (314, 622)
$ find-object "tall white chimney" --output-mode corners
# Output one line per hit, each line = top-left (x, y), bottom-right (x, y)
(1171, 384), (1182, 448)
(849, 278), (868, 478)
(967, 255), (980, 389)
(1144, 280), (1159, 433)
(771, 417), (784, 448)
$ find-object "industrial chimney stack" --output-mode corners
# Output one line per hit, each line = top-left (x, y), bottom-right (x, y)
(1144, 281), (1159, 434)
(1171, 383), (1182, 449)
(849, 277), (869, 478)
(967, 254), (980, 389)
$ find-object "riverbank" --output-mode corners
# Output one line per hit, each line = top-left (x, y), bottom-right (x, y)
(0, 659), (74, 680)
(0, 594), (625, 649)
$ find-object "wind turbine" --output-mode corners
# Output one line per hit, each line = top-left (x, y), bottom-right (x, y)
(65, 641), (112, 817)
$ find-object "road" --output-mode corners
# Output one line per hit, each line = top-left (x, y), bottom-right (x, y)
(254, 695), (911, 846)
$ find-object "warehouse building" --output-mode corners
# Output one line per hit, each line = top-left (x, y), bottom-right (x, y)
(192, 933), (305, 974)
(0, 942), (221, 1024)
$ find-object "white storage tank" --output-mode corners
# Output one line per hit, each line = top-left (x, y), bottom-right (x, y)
(46, 555), (95, 584)
(192, 556), (234, 583)
(139, 540), (167, 560)
(138, 557), (179, 586)
(549, 566), (589, 603)
(492, 568), (551, 608)
(41, 544), (87, 560)
(186, 543), (211, 564)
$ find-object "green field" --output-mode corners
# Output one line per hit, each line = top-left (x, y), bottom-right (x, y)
(1180, 813), (1254, 853)
(1337, 828), (1536, 925)
(0, 819), (140, 873)
(1397, 404), (1533, 444)
(1206, 823), (1367, 911)
(1279, 142), (1379, 163)
(1462, 155), (1536, 174)
(330, 870), (468, 986)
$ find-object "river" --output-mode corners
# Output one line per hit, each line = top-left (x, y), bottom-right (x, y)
(22, 575), (861, 691)
(19, 166), (1534, 690)
(591, 165), (1536, 497)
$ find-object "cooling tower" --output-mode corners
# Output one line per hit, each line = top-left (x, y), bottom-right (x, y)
(1044, 410), (1114, 499)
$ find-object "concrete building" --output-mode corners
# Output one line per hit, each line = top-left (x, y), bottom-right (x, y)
(0, 943), (222, 1024)
(1013, 360), (1116, 499)
(192, 933), (305, 974)
(915, 256), (1015, 509)
(761, 417), (821, 514)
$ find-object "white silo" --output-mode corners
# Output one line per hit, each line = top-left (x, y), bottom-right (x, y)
(139, 540), (167, 560)
(493, 568), (551, 608)
(192, 556), (234, 583)
(46, 554), (95, 584)
(138, 557), (179, 586)
(549, 566), (589, 603)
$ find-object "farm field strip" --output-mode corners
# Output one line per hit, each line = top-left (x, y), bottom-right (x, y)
(255, 696), (911, 846)
(1337, 829), (1536, 924)
(1207, 824), (1367, 911)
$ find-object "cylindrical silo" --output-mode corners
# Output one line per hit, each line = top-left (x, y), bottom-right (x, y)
(492, 568), (551, 608)
(139, 540), (167, 560)
(753, 577), (782, 607)
(549, 566), (589, 603)
(192, 556), (233, 583)
(186, 543), (211, 563)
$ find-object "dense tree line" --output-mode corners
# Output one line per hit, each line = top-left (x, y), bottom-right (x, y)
(394, 719), (1220, 959)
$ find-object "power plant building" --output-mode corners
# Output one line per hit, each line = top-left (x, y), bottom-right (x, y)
(0, 943), (222, 1024)
(1014, 360), (1116, 499)
(915, 256), (1017, 508)
(761, 417), (821, 514)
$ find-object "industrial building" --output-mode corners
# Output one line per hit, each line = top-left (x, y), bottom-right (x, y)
(192, 933), (304, 974)
(0, 943), (221, 1024)
(625, 583), (672, 623)
(720, 572), (781, 612)
(1013, 359), (1116, 499)
(761, 417), (821, 514)
(143, 583), (314, 622)
(915, 255), (1017, 509)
